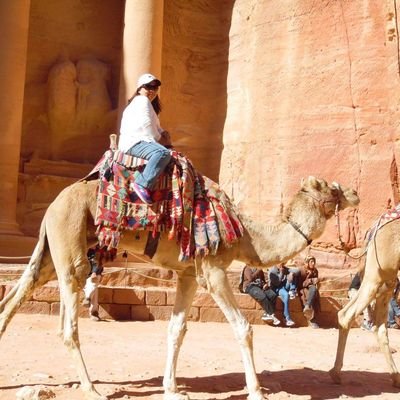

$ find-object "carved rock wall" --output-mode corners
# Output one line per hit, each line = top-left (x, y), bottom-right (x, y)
(21, 0), (124, 163)
(13, 0), (400, 258)
(220, 0), (400, 249)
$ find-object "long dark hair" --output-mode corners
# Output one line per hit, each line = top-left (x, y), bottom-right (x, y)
(127, 89), (162, 115)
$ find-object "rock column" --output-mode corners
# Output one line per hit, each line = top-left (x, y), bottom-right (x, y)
(118, 0), (164, 108)
(0, 1), (31, 237)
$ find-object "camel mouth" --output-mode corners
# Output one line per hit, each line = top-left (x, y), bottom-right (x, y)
(330, 181), (360, 208)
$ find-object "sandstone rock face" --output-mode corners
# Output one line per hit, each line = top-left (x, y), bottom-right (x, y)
(10, 0), (400, 263)
(220, 0), (400, 252)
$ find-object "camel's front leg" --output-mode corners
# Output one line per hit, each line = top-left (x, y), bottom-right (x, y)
(374, 289), (400, 387)
(329, 282), (377, 384)
(203, 263), (265, 400)
(163, 268), (198, 400)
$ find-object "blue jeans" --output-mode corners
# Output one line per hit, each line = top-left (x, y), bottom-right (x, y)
(126, 141), (171, 189)
(275, 287), (292, 320)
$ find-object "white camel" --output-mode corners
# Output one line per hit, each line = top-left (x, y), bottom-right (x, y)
(0, 174), (359, 400)
(330, 215), (400, 387)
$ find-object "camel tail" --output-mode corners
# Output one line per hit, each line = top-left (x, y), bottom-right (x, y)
(0, 216), (51, 323)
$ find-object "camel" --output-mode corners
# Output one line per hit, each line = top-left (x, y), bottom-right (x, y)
(0, 174), (359, 400)
(329, 216), (400, 387)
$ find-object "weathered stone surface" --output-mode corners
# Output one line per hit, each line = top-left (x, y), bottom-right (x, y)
(149, 305), (173, 321)
(33, 285), (60, 302)
(19, 301), (50, 315)
(131, 305), (150, 321)
(113, 288), (145, 305)
(146, 289), (166, 306)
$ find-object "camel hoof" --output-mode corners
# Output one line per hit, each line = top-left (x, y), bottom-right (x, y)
(329, 368), (341, 384)
(83, 387), (108, 400)
(164, 391), (190, 400)
(248, 389), (266, 400)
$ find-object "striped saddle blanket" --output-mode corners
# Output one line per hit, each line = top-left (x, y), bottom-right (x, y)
(85, 149), (243, 261)
(366, 203), (400, 242)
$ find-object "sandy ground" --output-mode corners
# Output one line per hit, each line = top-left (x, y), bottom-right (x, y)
(0, 314), (400, 400)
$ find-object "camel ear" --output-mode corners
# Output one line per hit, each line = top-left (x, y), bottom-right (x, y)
(332, 181), (341, 190)
(307, 176), (320, 190)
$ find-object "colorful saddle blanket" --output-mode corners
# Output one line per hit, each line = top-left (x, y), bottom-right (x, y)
(366, 203), (400, 242)
(86, 149), (243, 261)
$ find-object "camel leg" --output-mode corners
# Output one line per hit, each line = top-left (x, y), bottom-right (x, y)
(163, 268), (198, 400)
(58, 297), (65, 338)
(203, 263), (264, 400)
(373, 288), (400, 387)
(329, 282), (378, 384)
(0, 259), (54, 339)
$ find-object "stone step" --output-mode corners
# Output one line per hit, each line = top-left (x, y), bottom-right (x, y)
(0, 281), (345, 327)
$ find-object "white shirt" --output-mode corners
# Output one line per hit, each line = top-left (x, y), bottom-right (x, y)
(118, 95), (163, 152)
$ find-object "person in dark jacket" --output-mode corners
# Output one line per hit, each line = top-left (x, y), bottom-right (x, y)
(298, 256), (320, 328)
(242, 265), (280, 325)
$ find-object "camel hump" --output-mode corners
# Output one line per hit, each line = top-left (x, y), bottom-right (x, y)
(109, 134), (117, 150)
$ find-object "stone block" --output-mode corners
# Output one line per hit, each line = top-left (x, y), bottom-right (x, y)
(234, 293), (257, 309)
(320, 296), (342, 312)
(113, 288), (145, 305)
(200, 307), (226, 323)
(188, 306), (200, 321)
(192, 291), (216, 307)
(100, 304), (131, 320)
(19, 301), (50, 315)
(241, 309), (265, 325)
(98, 287), (113, 303)
(33, 285), (60, 302)
(149, 305), (172, 321)
(51, 302), (60, 315)
(131, 305), (150, 321)
(146, 289), (166, 305)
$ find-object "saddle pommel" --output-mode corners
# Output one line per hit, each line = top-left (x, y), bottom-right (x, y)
(109, 134), (118, 150)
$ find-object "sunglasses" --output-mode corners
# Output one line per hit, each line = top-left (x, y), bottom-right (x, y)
(143, 83), (159, 91)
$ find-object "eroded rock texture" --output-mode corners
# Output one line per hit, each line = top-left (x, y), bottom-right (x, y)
(220, 0), (400, 250)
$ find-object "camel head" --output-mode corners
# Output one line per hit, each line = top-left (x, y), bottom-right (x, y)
(300, 176), (360, 218)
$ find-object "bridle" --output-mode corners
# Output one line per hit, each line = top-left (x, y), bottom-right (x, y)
(288, 189), (343, 247)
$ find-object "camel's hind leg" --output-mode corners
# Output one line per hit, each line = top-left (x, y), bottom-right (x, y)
(57, 271), (106, 400)
(0, 258), (55, 339)
(329, 281), (378, 384)
(163, 267), (198, 400)
(203, 262), (264, 400)
(373, 285), (400, 387)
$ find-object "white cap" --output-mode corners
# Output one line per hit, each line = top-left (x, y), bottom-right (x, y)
(137, 73), (161, 89)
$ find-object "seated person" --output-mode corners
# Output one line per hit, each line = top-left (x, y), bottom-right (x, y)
(242, 264), (280, 325)
(298, 255), (320, 329)
(83, 246), (104, 321)
(268, 263), (298, 326)
(348, 272), (374, 331)
(388, 278), (400, 329)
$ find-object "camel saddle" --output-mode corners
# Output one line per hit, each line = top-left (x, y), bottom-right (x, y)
(84, 148), (243, 261)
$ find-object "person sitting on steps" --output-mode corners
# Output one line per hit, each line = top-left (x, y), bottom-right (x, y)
(268, 262), (298, 327)
(118, 73), (172, 205)
(241, 264), (280, 326)
(83, 246), (104, 321)
(388, 278), (400, 329)
(298, 255), (320, 329)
